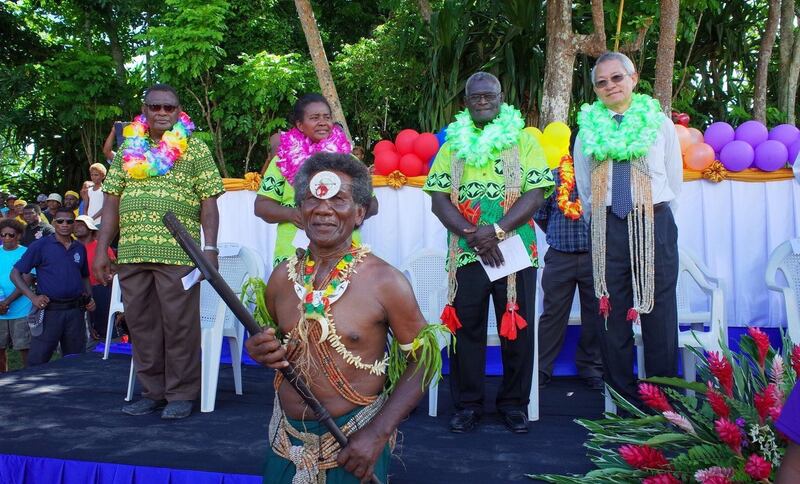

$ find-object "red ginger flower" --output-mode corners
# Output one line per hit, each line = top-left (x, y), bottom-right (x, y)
(618, 444), (670, 470)
(639, 383), (673, 412)
(708, 351), (734, 396)
(754, 383), (778, 423)
(642, 474), (680, 484)
(744, 454), (772, 481)
(695, 466), (734, 483)
(748, 327), (770, 369)
(702, 478), (733, 484)
(791, 344), (800, 377)
(714, 418), (742, 453)
(707, 383), (730, 418)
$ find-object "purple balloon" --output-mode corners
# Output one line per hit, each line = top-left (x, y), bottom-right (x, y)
(719, 140), (754, 171)
(753, 140), (789, 171)
(704, 122), (735, 152)
(768, 123), (800, 147)
(734, 120), (769, 147)
(789, 138), (800, 166)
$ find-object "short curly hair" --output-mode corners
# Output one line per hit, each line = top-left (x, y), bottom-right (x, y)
(292, 152), (372, 211)
(0, 218), (24, 235)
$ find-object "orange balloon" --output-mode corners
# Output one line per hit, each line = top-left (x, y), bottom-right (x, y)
(688, 127), (704, 146)
(684, 142), (715, 171)
(675, 125), (693, 154)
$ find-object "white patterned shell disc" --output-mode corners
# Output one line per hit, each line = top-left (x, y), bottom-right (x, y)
(309, 171), (341, 200)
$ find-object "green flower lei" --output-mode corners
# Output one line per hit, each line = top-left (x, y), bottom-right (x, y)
(576, 93), (664, 162)
(446, 103), (525, 168)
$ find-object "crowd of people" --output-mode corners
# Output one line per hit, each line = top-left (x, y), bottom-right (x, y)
(2, 51), (799, 483)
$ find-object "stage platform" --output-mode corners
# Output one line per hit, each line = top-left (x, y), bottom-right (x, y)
(0, 352), (600, 483)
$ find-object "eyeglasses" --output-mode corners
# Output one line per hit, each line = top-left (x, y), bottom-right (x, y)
(53, 219), (75, 225)
(467, 92), (500, 103)
(0, 233), (17, 238)
(146, 104), (178, 113)
(594, 73), (629, 89)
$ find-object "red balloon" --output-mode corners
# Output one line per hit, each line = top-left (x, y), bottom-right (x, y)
(399, 153), (424, 177)
(395, 129), (420, 155)
(413, 133), (440, 160)
(374, 150), (400, 176)
(372, 140), (395, 154)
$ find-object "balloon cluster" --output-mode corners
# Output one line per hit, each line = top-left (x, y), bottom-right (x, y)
(372, 129), (440, 177)
(674, 124), (715, 171)
(701, 121), (799, 172)
(524, 122), (572, 169)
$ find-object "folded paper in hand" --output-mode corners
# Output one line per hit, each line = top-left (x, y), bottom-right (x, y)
(478, 234), (533, 282)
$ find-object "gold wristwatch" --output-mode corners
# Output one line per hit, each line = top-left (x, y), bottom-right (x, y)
(493, 223), (506, 241)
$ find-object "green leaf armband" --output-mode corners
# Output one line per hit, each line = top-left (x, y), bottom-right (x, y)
(386, 324), (453, 394)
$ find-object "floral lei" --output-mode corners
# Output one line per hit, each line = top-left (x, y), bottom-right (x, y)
(122, 112), (195, 179)
(288, 243), (388, 375)
(276, 125), (351, 184)
(556, 155), (582, 220)
(576, 93), (663, 163)
(446, 103), (524, 167)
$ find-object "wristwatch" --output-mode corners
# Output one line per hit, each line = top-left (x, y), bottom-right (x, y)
(202, 245), (220, 254)
(493, 223), (506, 241)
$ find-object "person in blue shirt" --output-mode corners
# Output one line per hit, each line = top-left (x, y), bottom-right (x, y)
(0, 219), (33, 371)
(533, 153), (604, 390)
(11, 207), (96, 366)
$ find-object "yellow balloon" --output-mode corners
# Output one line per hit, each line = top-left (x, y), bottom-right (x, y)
(543, 121), (571, 150)
(543, 144), (562, 169)
(524, 126), (543, 142)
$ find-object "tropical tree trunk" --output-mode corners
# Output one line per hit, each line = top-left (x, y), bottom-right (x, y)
(540, 0), (606, 125)
(778, 0), (795, 111)
(418, 0), (432, 22)
(293, 0), (351, 140)
(753, 0), (781, 122)
(653, 0), (679, 113)
(786, 20), (800, 123)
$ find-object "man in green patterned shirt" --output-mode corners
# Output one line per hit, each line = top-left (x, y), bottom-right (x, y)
(424, 72), (554, 434)
(94, 84), (224, 420)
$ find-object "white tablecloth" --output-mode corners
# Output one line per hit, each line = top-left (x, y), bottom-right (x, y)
(216, 179), (800, 328)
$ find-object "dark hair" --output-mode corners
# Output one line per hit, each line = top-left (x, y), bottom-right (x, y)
(144, 83), (180, 105)
(0, 219), (24, 235)
(54, 207), (75, 219)
(291, 93), (331, 124)
(23, 203), (41, 214)
(293, 152), (372, 211)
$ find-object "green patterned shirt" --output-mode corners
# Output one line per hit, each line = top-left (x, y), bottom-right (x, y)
(423, 131), (554, 268)
(257, 156), (362, 267)
(104, 137), (224, 265)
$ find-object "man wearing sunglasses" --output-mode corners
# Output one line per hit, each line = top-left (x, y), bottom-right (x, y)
(94, 83), (223, 420)
(573, 52), (682, 408)
(11, 207), (96, 366)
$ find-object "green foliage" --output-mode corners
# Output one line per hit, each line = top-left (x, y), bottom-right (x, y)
(386, 323), (451, 393)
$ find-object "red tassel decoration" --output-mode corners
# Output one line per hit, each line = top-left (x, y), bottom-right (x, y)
(440, 304), (462, 333)
(626, 307), (639, 322)
(499, 303), (527, 341)
(598, 295), (611, 318)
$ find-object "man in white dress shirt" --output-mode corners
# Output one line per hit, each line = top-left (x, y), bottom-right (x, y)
(573, 52), (682, 406)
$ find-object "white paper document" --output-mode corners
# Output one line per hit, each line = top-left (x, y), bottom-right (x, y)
(478, 234), (533, 282)
(293, 229), (310, 249)
(181, 268), (203, 290)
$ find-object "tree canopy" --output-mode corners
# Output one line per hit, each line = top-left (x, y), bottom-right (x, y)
(0, 0), (795, 197)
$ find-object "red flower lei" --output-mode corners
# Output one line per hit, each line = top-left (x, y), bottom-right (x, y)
(556, 155), (582, 220)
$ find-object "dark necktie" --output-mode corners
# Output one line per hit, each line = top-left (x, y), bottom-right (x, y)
(610, 114), (632, 218)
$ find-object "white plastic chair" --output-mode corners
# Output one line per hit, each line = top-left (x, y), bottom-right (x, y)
(766, 239), (800, 344)
(102, 274), (124, 360)
(630, 248), (726, 396)
(199, 243), (264, 412)
(402, 250), (539, 421)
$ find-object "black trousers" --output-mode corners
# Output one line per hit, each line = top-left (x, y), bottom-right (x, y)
(538, 248), (603, 380)
(28, 308), (86, 366)
(596, 205), (679, 404)
(90, 284), (113, 338)
(449, 262), (535, 415)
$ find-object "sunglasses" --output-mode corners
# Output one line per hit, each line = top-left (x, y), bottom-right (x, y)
(54, 218), (75, 225)
(594, 73), (629, 90)
(146, 104), (178, 113)
(0, 233), (17, 238)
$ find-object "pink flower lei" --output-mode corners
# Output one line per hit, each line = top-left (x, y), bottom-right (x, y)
(276, 125), (351, 183)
